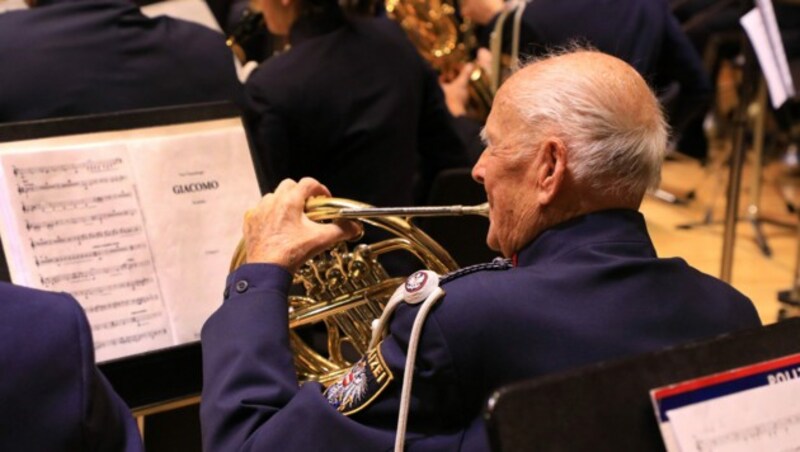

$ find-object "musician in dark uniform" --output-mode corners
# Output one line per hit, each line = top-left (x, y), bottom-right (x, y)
(0, 0), (242, 123)
(0, 282), (143, 451)
(241, 0), (469, 206)
(200, 50), (760, 451)
(456, 0), (712, 160)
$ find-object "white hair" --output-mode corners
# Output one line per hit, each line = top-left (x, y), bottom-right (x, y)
(508, 50), (669, 200)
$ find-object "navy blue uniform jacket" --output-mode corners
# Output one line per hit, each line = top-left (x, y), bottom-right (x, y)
(0, 283), (142, 452)
(201, 210), (760, 451)
(243, 12), (469, 206)
(0, 0), (242, 123)
(479, 0), (711, 135)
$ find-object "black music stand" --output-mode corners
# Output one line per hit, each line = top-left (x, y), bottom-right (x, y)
(0, 102), (266, 452)
(484, 318), (800, 452)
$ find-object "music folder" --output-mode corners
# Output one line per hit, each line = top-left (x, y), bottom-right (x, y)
(0, 102), (264, 408)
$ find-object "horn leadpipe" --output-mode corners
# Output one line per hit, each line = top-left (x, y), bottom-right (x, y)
(335, 203), (489, 218)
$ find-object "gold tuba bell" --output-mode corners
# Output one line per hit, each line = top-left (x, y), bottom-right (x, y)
(229, 197), (488, 386)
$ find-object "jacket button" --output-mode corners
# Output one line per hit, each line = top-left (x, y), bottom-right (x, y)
(235, 280), (249, 293)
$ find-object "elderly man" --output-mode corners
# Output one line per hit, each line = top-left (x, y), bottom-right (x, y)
(200, 50), (760, 451)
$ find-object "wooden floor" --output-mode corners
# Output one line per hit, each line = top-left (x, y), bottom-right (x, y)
(642, 144), (800, 325)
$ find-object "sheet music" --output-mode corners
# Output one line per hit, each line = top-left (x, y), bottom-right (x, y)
(0, 118), (261, 362)
(0, 145), (173, 361)
(668, 379), (800, 452)
(127, 126), (259, 343)
(741, 2), (796, 108)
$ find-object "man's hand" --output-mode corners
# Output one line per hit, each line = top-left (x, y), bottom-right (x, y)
(460, 0), (504, 26)
(440, 63), (474, 117)
(243, 178), (361, 272)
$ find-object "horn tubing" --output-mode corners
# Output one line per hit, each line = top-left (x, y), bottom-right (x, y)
(333, 203), (489, 218)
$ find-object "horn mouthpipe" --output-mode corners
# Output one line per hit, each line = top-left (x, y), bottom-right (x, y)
(335, 203), (489, 218)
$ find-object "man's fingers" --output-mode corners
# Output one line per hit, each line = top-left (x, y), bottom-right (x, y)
(312, 220), (362, 253)
(458, 63), (474, 84)
(272, 178), (297, 197)
(297, 177), (331, 200)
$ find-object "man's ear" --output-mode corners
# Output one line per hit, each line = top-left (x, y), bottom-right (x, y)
(536, 138), (566, 205)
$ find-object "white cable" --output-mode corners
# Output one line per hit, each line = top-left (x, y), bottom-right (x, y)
(393, 287), (446, 452)
(369, 285), (407, 349)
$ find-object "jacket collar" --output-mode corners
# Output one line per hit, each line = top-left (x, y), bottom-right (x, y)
(514, 209), (656, 268)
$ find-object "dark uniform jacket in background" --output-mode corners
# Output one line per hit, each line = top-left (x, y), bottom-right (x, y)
(0, 283), (142, 452)
(201, 209), (760, 451)
(0, 0), (242, 123)
(478, 0), (711, 143)
(243, 11), (469, 206)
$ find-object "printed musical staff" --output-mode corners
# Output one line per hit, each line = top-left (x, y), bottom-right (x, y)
(30, 226), (141, 248)
(71, 277), (154, 298)
(17, 174), (126, 194)
(25, 209), (136, 231)
(11, 158), (123, 176)
(39, 260), (151, 286)
(696, 413), (800, 452)
(94, 328), (169, 351)
(91, 312), (164, 332)
(35, 243), (147, 266)
(84, 294), (159, 314)
(20, 191), (132, 213)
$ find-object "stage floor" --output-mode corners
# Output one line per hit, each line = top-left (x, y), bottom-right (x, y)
(643, 146), (800, 325)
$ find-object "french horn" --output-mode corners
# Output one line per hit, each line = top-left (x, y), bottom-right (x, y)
(230, 197), (488, 386)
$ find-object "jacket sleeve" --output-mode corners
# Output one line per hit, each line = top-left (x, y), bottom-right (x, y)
(200, 264), (392, 451)
(66, 293), (144, 452)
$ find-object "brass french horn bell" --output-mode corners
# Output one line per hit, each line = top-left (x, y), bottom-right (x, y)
(230, 197), (489, 386)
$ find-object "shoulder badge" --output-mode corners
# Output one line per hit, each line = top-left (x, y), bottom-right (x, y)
(323, 343), (394, 415)
(440, 257), (512, 284)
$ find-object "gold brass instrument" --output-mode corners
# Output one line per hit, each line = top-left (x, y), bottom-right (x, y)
(229, 197), (489, 386)
(385, 0), (494, 119)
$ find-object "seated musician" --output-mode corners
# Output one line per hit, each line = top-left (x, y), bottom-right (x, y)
(0, 0), (242, 123)
(0, 283), (143, 451)
(242, 0), (469, 206)
(455, 0), (713, 161)
(200, 49), (761, 451)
